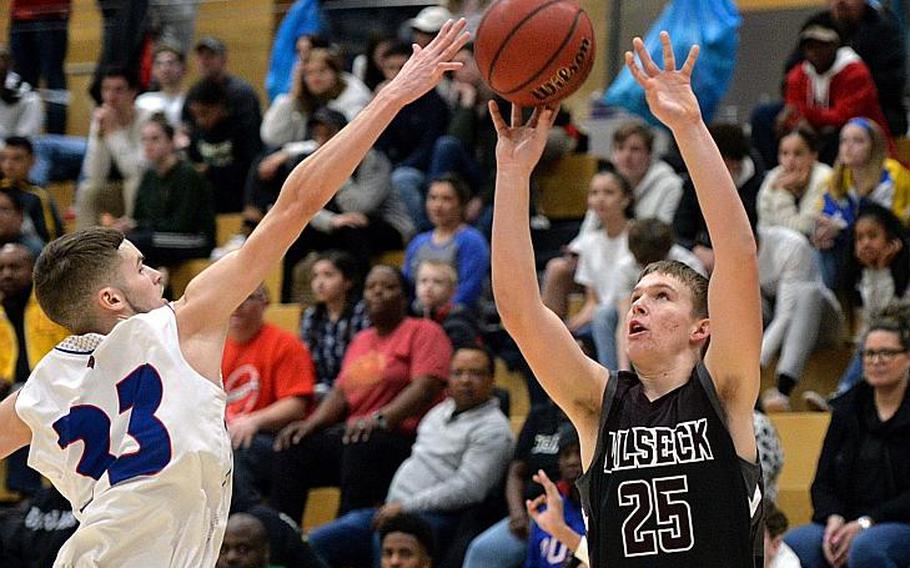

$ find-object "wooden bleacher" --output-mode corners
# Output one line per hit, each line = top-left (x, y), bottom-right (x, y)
(536, 154), (598, 220)
(770, 412), (830, 525)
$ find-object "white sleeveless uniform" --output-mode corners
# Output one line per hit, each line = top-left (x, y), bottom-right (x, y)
(15, 306), (233, 567)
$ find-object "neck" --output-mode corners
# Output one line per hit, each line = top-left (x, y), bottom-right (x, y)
(324, 297), (345, 320)
(373, 313), (404, 335)
(874, 377), (908, 418)
(628, 169), (648, 190)
(434, 222), (462, 239)
(229, 322), (263, 344)
(633, 350), (700, 400)
(161, 83), (182, 96)
(853, 163), (882, 189)
(2, 284), (31, 305)
(154, 154), (179, 175)
(453, 395), (490, 413)
(601, 215), (628, 237)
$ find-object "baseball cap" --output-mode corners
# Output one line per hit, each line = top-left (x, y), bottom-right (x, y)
(409, 6), (452, 34)
(195, 36), (227, 55)
(799, 24), (840, 45)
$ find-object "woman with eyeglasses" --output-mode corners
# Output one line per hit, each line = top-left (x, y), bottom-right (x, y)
(783, 304), (910, 568)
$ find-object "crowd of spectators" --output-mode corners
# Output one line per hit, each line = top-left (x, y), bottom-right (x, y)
(1, 0), (909, 567)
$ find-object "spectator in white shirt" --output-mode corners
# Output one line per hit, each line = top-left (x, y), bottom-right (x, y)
(135, 43), (187, 129)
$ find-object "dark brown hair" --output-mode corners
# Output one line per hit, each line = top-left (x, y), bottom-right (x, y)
(613, 121), (654, 153)
(638, 259), (709, 319)
(34, 228), (125, 333)
(628, 218), (675, 266)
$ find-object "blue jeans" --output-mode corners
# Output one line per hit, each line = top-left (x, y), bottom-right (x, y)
(463, 516), (527, 568)
(231, 433), (276, 511)
(592, 304), (619, 369)
(391, 166), (430, 232)
(31, 134), (86, 186)
(309, 507), (458, 568)
(836, 346), (864, 397)
(784, 521), (910, 568)
(428, 135), (485, 194)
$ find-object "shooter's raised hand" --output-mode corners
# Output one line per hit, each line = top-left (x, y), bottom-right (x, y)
(383, 18), (471, 106)
(489, 102), (558, 175)
(625, 31), (701, 130)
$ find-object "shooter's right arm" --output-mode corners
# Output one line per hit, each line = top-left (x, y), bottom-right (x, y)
(0, 391), (31, 460)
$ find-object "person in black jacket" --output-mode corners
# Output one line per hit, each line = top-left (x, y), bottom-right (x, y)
(783, 305), (910, 568)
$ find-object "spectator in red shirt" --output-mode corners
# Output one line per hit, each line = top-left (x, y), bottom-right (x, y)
(222, 283), (316, 508)
(780, 21), (892, 164)
(271, 264), (452, 522)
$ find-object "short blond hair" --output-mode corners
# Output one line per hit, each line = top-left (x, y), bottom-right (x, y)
(416, 259), (458, 287)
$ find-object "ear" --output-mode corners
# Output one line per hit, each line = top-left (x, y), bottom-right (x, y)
(690, 317), (710, 344)
(97, 285), (127, 315)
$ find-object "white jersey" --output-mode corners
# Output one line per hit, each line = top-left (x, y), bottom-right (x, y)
(15, 305), (233, 567)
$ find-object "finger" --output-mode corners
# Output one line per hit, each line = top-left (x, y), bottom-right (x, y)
(424, 18), (456, 54)
(489, 100), (507, 133)
(633, 36), (660, 76)
(659, 31), (676, 71)
(625, 51), (649, 86)
(436, 62), (464, 74)
(441, 30), (473, 62)
(511, 103), (522, 128)
(528, 107), (542, 128)
(681, 44), (700, 77)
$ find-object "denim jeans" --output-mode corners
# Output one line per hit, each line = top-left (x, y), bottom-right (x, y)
(308, 507), (458, 568)
(591, 304), (619, 369)
(427, 135), (485, 194)
(391, 166), (429, 232)
(462, 516), (527, 568)
(784, 521), (910, 568)
(31, 134), (87, 186)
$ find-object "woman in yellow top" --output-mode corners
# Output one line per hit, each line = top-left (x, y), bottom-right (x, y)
(813, 117), (910, 288)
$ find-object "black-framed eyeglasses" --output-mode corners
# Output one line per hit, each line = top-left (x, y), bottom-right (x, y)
(862, 348), (907, 362)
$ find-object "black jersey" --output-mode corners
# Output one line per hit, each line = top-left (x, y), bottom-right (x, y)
(576, 363), (764, 567)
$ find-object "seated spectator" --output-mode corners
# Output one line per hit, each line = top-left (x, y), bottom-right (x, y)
(408, 6), (452, 49)
(593, 218), (705, 370)
(820, 204), (910, 401)
(814, 118), (910, 288)
(76, 66), (148, 230)
(188, 36), (262, 135)
(413, 259), (481, 349)
(0, 486), (77, 567)
(375, 42), (450, 230)
(403, 174), (489, 309)
(271, 108), (412, 301)
(0, 243), (68, 497)
(261, 46), (371, 150)
(0, 45), (42, 139)
(186, 78), (263, 213)
(783, 306), (910, 568)
(379, 513), (434, 568)
(779, 21), (891, 164)
(757, 226), (844, 413)
(352, 35), (395, 93)
(135, 43), (188, 129)
(0, 192), (43, 258)
(110, 114), (215, 267)
(765, 500), (801, 568)
(463, 399), (571, 568)
(265, 0), (329, 102)
(301, 251), (370, 398)
(307, 345), (514, 567)
(216, 513), (271, 568)
(541, 172), (633, 330)
(240, 504), (329, 568)
(674, 123), (766, 272)
(223, 283), (316, 509)
(757, 127), (833, 237)
(271, 265), (452, 521)
(1, 136), (64, 244)
(523, 424), (586, 568)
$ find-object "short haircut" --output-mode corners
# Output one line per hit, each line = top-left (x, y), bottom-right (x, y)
(709, 123), (750, 162)
(453, 345), (496, 376)
(613, 121), (654, 153)
(416, 259), (458, 287)
(100, 65), (139, 90)
(430, 172), (471, 206)
(186, 78), (229, 107)
(638, 259), (709, 319)
(4, 136), (34, 155)
(34, 228), (125, 333)
(628, 218), (675, 266)
(153, 41), (186, 64)
(144, 112), (175, 140)
(371, 264), (408, 292)
(764, 500), (788, 539)
(378, 513), (435, 558)
(384, 41), (413, 59)
(0, 189), (24, 214)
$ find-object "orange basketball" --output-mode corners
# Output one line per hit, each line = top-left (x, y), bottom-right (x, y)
(474, 0), (596, 107)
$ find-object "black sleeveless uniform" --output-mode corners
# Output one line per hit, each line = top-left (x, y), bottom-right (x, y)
(576, 363), (764, 567)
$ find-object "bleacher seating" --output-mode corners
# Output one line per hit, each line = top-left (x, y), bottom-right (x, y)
(770, 412), (830, 526)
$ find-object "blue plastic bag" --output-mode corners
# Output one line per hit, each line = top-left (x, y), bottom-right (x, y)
(604, 0), (741, 126)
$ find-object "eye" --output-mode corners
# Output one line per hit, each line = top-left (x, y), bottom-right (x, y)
(657, 292), (669, 300)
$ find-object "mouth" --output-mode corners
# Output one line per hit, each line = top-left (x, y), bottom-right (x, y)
(628, 319), (648, 338)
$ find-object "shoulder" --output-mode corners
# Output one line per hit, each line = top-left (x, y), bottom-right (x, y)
(455, 226), (489, 246)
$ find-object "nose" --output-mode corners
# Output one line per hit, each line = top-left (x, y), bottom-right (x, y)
(631, 298), (647, 316)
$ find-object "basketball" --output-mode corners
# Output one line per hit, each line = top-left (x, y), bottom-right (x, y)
(474, 0), (596, 107)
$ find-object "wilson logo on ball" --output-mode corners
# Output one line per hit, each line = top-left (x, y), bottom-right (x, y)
(531, 37), (592, 102)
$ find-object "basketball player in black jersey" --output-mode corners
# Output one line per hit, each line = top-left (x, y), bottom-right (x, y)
(489, 32), (764, 567)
